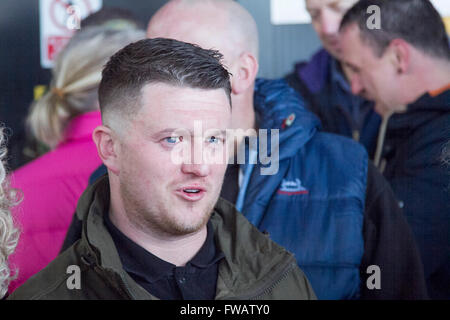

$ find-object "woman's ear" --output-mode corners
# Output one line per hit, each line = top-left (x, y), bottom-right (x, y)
(231, 52), (259, 95)
(92, 125), (121, 175)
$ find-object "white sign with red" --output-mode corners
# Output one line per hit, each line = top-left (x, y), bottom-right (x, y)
(40, 0), (103, 69)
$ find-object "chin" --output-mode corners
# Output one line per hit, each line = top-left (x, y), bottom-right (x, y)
(169, 213), (211, 236)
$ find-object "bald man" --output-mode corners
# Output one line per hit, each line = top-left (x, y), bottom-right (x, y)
(144, 0), (428, 299)
(285, 0), (381, 157)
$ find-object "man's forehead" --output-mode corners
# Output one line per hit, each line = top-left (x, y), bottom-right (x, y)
(340, 24), (368, 64)
(341, 24), (366, 49)
(130, 84), (231, 135)
(140, 83), (230, 112)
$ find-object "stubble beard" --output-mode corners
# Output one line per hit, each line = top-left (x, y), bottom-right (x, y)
(119, 179), (218, 238)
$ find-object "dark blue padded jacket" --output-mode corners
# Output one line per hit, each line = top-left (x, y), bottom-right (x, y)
(238, 78), (368, 299)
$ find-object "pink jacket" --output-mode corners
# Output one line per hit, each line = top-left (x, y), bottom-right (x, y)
(8, 111), (103, 292)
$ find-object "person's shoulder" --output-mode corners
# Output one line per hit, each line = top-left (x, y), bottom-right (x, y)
(292, 48), (330, 72)
(297, 132), (369, 190)
(8, 242), (84, 300)
(306, 131), (368, 162)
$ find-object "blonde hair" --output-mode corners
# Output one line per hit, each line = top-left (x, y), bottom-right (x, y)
(0, 127), (20, 298)
(27, 27), (145, 148)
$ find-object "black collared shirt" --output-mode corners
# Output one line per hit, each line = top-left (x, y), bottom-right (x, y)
(104, 214), (224, 300)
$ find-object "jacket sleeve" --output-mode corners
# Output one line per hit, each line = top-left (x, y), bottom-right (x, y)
(263, 261), (317, 300)
(359, 162), (429, 299)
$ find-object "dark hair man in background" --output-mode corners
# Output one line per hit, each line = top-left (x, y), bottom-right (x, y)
(9, 38), (315, 300)
(285, 0), (381, 157)
(339, 0), (450, 299)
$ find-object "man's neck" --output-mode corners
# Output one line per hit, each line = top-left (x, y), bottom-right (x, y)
(232, 89), (256, 132)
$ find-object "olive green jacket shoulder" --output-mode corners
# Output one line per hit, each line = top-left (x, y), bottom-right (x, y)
(9, 176), (316, 300)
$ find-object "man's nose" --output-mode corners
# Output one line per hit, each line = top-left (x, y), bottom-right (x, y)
(181, 138), (211, 177)
(350, 75), (364, 95)
(320, 10), (341, 35)
(181, 162), (210, 177)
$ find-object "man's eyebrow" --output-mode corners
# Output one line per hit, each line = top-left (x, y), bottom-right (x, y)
(343, 61), (359, 71)
(206, 129), (227, 136)
(152, 128), (228, 138)
(329, 1), (341, 9)
(151, 128), (192, 138)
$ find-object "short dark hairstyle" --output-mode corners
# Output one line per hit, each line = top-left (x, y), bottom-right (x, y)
(340, 0), (450, 60)
(99, 38), (232, 127)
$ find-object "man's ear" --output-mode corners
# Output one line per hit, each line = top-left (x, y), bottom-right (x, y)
(92, 125), (121, 175)
(231, 52), (259, 95)
(388, 39), (410, 75)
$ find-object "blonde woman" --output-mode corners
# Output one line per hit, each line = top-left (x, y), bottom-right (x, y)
(0, 127), (19, 298)
(8, 26), (144, 293)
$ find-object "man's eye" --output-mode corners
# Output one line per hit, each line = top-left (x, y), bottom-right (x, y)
(165, 136), (183, 144)
(207, 136), (221, 144)
(309, 10), (320, 20)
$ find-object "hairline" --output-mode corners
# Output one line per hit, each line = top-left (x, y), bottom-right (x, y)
(102, 79), (232, 136)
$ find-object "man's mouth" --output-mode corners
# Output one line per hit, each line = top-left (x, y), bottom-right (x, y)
(184, 189), (201, 193)
(175, 186), (206, 201)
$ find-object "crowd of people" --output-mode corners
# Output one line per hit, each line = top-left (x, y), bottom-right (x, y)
(0, 0), (449, 300)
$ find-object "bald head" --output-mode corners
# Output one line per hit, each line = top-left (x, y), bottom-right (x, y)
(148, 0), (259, 132)
(147, 0), (259, 66)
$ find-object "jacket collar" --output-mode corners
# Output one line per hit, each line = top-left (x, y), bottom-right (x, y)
(388, 89), (450, 131)
(296, 48), (331, 93)
(253, 78), (320, 161)
(76, 176), (296, 299)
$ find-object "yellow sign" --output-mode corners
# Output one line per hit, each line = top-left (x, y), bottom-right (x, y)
(443, 17), (450, 35)
(34, 85), (47, 101)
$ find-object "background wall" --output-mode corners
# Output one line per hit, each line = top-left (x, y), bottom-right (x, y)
(0, 0), (319, 169)
(239, 0), (321, 79)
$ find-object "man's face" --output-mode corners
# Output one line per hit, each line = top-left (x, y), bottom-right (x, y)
(306, 0), (358, 58)
(116, 83), (231, 237)
(340, 24), (401, 114)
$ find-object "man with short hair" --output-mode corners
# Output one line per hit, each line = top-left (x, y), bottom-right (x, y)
(9, 38), (315, 300)
(285, 0), (381, 156)
(146, 0), (427, 299)
(339, 0), (450, 299)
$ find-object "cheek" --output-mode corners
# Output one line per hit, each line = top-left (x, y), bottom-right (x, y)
(122, 143), (175, 179)
(311, 20), (323, 37)
(373, 67), (394, 92)
(209, 164), (228, 191)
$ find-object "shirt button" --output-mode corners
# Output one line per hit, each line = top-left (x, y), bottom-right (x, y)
(178, 277), (186, 284)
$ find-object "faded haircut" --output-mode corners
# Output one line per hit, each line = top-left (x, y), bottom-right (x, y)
(98, 37), (232, 132)
(340, 0), (450, 60)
